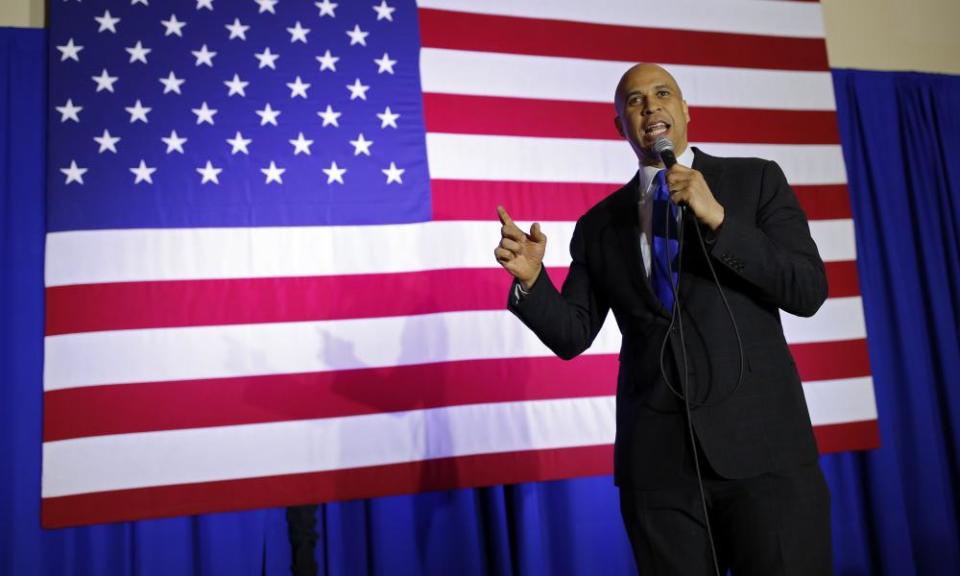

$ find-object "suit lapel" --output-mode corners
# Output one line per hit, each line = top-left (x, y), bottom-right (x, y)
(610, 172), (668, 316)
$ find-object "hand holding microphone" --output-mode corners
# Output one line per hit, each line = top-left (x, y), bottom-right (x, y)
(653, 137), (726, 231)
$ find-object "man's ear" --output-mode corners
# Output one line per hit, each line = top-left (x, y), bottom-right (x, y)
(614, 116), (625, 138)
(683, 100), (690, 123)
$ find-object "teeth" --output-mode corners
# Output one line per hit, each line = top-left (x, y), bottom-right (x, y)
(645, 122), (667, 135)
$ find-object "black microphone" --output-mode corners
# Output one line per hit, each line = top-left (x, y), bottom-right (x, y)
(653, 137), (677, 169)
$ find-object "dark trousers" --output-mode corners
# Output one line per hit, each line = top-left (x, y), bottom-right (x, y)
(619, 456), (832, 576)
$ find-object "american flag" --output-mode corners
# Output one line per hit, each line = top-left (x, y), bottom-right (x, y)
(43, 0), (878, 528)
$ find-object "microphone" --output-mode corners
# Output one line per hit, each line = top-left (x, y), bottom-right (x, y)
(653, 137), (677, 169)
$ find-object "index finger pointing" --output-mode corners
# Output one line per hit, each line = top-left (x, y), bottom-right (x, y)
(497, 205), (515, 227)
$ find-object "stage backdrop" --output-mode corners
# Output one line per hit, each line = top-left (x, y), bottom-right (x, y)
(43, 0), (878, 528)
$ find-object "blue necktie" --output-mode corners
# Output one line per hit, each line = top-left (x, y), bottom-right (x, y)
(651, 170), (679, 312)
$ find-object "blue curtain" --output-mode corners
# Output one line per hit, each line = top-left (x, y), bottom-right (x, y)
(4, 24), (960, 574)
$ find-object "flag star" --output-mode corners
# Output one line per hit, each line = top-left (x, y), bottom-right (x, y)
(126, 40), (151, 64)
(57, 38), (84, 62)
(374, 52), (396, 74)
(372, 1), (395, 21)
(382, 161), (404, 184)
(346, 78), (370, 100)
(377, 106), (399, 128)
(261, 161), (285, 184)
(125, 99), (151, 123)
(131, 0), (149, 6)
(315, 0), (337, 17)
(349, 133), (373, 156)
(56, 99), (82, 123)
(317, 104), (341, 127)
(130, 160), (157, 184)
(226, 18), (249, 40)
(95, 10), (120, 34)
(196, 0), (214, 10)
(323, 161), (347, 184)
(315, 49), (339, 71)
(197, 161), (222, 184)
(287, 21), (310, 43)
(227, 131), (252, 154)
(192, 101), (217, 125)
(161, 14), (187, 37)
(192, 44), (217, 67)
(159, 71), (186, 95)
(94, 129), (121, 153)
(92, 68), (119, 93)
(346, 24), (369, 46)
(255, 0), (278, 14)
(61, 160), (87, 185)
(287, 76), (310, 98)
(161, 130), (188, 154)
(289, 132), (314, 155)
(254, 47), (279, 70)
(256, 103), (281, 126)
(224, 74), (249, 97)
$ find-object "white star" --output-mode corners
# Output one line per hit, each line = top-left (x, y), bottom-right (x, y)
(159, 71), (185, 95)
(125, 99), (151, 123)
(196, 0), (214, 10)
(226, 18), (249, 40)
(346, 24), (369, 46)
(317, 105), (341, 127)
(377, 106), (399, 128)
(287, 21), (310, 43)
(192, 44), (216, 67)
(261, 161), (285, 184)
(227, 131), (252, 154)
(61, 160), (87, 185)
(130, 160), (157, 184)
(382, 161), (405, 184)
(224, 74), (249, 97)
(256, 103), (281, 126)
(374, 52), (396, 74)
(287, 76), (310, 98)
(95, 10), (120, 34)
(131, 0), (149, 6)
(161, 130), (188, 154)
(56, 99), (82, 123)
(254, 47), (279, 70)
(197, 161), (222, 184)
(323, 161), (347, 184)
(57, 38), (84, 62)
(255, 0), (278, 14)
(315, 0), (337, 17)
(289, 132), (314, 155)
(372, 1), (395, 21)
(126, 40), (151, 64)
(349, 133), (373, 156)
(346, 78), (370, 100)
(192, 101), (217, 125)
(94, 129), (120, 153)
(315, 49), (339, 71)
(161, 14), (187, 37)
(91, 69), (119, 93)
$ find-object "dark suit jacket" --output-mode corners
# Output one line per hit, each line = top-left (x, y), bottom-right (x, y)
(509, 148), (828, 489)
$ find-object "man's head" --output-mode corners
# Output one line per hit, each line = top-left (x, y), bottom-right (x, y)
(614, 63), (690, 167)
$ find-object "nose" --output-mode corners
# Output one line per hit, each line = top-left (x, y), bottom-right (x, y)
(641, 98), (659, 115)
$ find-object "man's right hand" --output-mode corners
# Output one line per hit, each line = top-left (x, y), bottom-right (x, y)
(494, 205), (547, 289)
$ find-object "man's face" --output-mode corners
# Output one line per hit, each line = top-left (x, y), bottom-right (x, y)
(614, 64), (690, 166)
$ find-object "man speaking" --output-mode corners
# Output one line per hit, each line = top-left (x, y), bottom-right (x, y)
(495, 63), (832, 575)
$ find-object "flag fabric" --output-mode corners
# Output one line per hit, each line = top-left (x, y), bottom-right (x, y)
(43, 0), (878, 528)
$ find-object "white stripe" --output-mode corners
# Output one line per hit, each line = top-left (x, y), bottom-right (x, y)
(41, 395), (618, 497)
(45, 220), (856, 287)
(803, 376), (878, 426)
(426, 134), (846, 185)
(417, 0), (825, 39)
(45, 296), (865, 391)
(421, 49), (836, 110)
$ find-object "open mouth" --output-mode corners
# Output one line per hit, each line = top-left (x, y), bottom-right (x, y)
(644, 121), (670, 137)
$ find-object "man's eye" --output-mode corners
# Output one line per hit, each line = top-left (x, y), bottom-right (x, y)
(657, 90), (670, 97)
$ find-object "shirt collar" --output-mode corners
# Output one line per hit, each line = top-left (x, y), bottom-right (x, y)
(638, 146), (696, 200)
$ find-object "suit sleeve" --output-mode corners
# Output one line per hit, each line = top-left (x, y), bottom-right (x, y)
(507, 219), (610, 360)
(707, 160), (828, 317)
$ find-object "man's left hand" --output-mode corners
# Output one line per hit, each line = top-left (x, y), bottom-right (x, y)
(665, 165), (725, 231)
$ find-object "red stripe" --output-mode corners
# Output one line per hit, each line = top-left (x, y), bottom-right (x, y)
(825, 261), (860, 299)
(43, 355), (617, 441)
(814, 419), (880, 453)
(423, 94), (840, 144)
(418, 9), (829, 71)
(794, 184), (852, 220)
(791, 338), (869, 381)
(41, 444), (615, 528)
